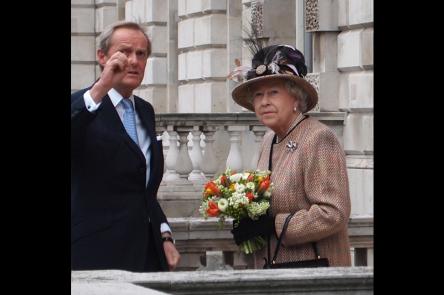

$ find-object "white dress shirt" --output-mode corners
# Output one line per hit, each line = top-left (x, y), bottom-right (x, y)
(84, 89), (171, 234)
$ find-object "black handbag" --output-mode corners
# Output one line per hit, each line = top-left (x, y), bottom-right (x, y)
(263, 213), (329, 269)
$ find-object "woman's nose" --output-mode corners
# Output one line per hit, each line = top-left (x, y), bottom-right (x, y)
(260, 94), (271, 105)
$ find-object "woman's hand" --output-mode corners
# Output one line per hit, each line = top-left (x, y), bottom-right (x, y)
(231, 215), (275, 245)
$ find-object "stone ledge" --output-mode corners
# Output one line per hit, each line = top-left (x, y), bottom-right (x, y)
(72, 267), (373, 295)
(71, 282), (170, 295)
(155, 112), (345, 128)
(168, 216), (373, 245)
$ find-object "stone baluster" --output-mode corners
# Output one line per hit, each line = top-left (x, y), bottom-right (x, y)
(175, 127), (193, 183)
(226, 126), (247, 173)
(250, 125), (267, 169)
(156, 126), (167, 173)
(200, 126), (219, 180)
(188, 126), (206, 183)
(163, 127), (180, 182)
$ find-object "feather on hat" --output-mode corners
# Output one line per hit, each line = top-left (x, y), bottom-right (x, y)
(230, 44), (318, 112)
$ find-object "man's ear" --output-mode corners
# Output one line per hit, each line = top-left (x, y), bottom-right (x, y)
(97, 49), (107, 68)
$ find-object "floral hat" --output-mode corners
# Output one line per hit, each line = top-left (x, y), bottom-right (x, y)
(229, 44), (318, 112)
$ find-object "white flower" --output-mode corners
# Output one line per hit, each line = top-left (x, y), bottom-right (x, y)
(229, 173), (242, 183)
(246, 182), (255, 191)
(218, 198), (228, 212)
(235, 183), (246, 193)
(263, 190), (271, 198)
(241, 173), (250, 180)
(229, 192), (249, 208)
(247, 201), (270, 219)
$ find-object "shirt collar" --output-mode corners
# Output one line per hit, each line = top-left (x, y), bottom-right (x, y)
(108, 88), (135, 107)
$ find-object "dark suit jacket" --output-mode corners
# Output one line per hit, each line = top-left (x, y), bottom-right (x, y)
(71, 87), (168, 272)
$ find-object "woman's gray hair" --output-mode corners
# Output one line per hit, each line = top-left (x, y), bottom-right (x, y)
(98, 21), (151, 56)
(246, 79), (309, 113)
(284, 80), (308, 113)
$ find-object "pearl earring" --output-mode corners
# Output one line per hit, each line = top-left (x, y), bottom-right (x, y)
(293, 106), (297, 112)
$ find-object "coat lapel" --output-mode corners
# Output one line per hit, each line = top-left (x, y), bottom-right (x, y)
(134, 97), (160, 189)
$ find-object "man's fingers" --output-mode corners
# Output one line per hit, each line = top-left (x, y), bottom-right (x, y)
(107, 58), (127, 73)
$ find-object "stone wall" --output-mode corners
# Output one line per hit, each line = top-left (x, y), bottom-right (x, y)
(304, 0), (374, 265)
(71, 0), (97, 92)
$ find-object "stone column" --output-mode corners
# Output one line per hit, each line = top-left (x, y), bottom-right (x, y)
(339, 0), (374, 262)
(95, 0), (119, 78)
(177, 0), (228, 113)
(226, 126), (247, 172)
(71, 0), (97, 92)
(200, 126), (219, 179)
(305, 0), (340, 113)
(250, 125), (267, 169)
(188, 127), (206, 183)
(226, 0), (243, 112)
(167, 0), (179, 113)
(126, 0), (168, 113)
(175, 127), (194, 181)
(337, 0), (373, 221)
(163, 128), (181, 182)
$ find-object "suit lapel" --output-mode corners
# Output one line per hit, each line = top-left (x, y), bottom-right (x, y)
(99, 95), (146, 163)
(134, 97), (159, 189)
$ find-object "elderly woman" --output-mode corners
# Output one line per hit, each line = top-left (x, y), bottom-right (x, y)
(230, 45), (351, 268)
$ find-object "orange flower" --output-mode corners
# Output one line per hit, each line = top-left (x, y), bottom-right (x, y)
(206, 201), (220, 217)
(258, 179), (270, 194)
(204, 181), (221, 198)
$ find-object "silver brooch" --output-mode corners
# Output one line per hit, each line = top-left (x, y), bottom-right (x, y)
(256, 64), (267, 75)
(286, 140), (298, 152)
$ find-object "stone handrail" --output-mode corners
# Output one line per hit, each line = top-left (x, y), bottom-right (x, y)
(72, 267), (373, 295)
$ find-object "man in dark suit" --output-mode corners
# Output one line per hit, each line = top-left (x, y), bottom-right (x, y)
(71, 21), (180, 272)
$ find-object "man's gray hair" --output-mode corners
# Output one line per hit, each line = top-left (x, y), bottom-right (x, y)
(98, 21), (151, 56)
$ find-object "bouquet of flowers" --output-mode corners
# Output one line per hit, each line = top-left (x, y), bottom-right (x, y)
(199, 168), (273, 254)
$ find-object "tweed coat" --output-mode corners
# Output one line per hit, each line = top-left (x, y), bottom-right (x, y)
(252, 114), (351, 268)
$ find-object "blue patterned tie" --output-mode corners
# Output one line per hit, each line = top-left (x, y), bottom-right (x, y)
(121, 99), (139, 145)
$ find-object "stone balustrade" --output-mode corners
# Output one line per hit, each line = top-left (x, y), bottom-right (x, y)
(154, 111), (346, 218)
(155, 111), (346, 183)
(72, 267), (374, 295)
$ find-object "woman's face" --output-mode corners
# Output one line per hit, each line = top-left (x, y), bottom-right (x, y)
(251, 79), (298, 135)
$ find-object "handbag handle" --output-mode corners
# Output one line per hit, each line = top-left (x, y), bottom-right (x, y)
(271, 213), (321, 265)
(266, 116), (313, 266)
